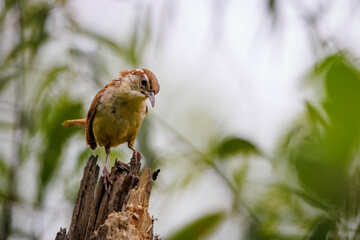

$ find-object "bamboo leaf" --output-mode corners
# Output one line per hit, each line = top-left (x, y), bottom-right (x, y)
(306, 217), (335, 240)
(215, 136), (260, 159)
(167, 212), (225, 240)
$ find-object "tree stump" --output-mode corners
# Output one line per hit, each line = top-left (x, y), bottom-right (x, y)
(55, 155), (160, 240)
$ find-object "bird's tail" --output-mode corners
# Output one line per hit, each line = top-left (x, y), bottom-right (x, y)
(62, 119), (86, 128)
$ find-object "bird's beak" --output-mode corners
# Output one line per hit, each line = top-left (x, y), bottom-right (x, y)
(144, 91), (155, 107)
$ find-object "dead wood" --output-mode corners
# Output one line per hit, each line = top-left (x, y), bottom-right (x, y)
(55, 155), (159, 240)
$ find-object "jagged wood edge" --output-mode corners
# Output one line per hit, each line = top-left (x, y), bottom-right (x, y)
(55, 154), (160, 240)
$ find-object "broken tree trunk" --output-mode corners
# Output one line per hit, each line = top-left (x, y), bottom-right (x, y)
(55, 155), (160, 240)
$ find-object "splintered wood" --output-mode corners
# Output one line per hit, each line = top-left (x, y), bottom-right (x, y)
(55, 155), (159, 240)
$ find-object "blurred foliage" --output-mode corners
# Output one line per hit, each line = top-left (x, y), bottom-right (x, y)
(254, 53), (360, 240)
(160, 42), (360, 240)
(154, 50), (360, 240)
(286, 54), (360, 206)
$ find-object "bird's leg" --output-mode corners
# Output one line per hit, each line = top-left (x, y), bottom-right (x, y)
(103, 148), (113, 193)
(128, 144), (142, 161)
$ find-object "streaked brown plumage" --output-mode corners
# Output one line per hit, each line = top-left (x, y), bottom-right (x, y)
(62, 68), (160, 191)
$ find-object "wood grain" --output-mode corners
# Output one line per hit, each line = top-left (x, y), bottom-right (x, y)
(55, 155), (159, 240)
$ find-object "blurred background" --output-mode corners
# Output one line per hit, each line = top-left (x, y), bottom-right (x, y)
(1, 0), (360, 239)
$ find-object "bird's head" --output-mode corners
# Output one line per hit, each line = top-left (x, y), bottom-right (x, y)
(119, 68), (160, 107)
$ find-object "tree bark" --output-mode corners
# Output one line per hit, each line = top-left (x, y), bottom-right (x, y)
(55, 155), (160, 240)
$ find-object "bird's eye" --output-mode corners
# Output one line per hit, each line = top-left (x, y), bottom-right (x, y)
(141, 79), (147, 86)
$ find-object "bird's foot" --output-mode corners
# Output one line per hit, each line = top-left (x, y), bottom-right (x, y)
(129, 151), (142, 175)
(132, 150), (142, 162)
(103, 167), (113, 194)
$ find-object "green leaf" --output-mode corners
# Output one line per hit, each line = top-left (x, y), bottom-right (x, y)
(294, 142), (349, 207)
(167, 212), (225, 240)
(306, 217), (335, 240)
(312, 54), (340, 77)
(215, 137), (260, 159)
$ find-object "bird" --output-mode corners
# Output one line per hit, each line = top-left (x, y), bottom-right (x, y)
(62, 68), (160, 191)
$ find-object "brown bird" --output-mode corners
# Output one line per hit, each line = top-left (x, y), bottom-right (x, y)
(62, 68), (160, 191)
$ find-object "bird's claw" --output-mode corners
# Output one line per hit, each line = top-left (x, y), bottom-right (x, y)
(103, 167), (113, 194)
(132, 151), (142, 161)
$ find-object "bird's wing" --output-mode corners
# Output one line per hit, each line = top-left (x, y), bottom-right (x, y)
(85, 87), (106, 150)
